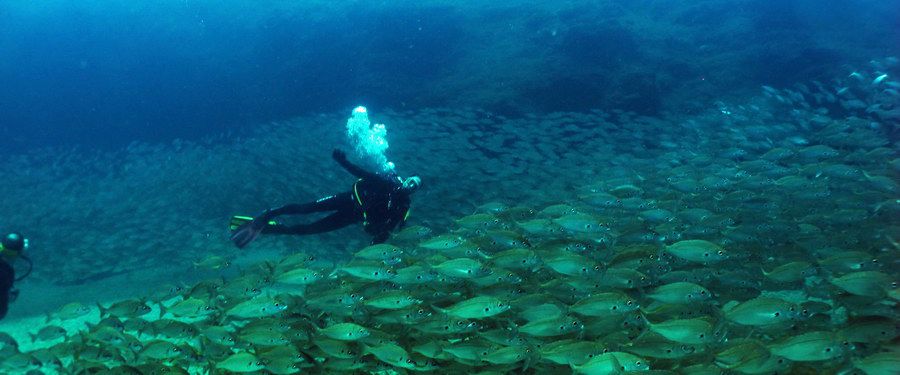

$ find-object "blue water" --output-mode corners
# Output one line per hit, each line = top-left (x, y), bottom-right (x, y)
(1, 0), (896, 152)
(0, 2), (898, 373)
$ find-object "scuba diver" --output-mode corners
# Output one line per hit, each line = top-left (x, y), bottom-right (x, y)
(230, 149), (421, 248)
(0, 232), (31, 320)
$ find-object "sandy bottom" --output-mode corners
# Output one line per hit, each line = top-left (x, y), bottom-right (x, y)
(0, 246), (287, 354)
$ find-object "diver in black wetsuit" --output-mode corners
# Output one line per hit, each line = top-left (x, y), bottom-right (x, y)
(230, 149), (421, 248)
(1, 232), (30, 321)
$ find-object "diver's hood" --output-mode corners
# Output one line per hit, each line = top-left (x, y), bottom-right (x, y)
(2, 232), (25, 252)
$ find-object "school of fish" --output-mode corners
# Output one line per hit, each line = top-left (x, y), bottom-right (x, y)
(0, 60), (897, 374)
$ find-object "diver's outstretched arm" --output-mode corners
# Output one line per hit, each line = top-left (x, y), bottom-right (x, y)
(333, 149), (379, 180)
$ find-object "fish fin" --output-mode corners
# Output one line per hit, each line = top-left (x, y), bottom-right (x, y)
(298, 349), (322, 372)
(522, 347), (536, 371)
(632, 312), (653, 342)
(635, 284), (647, 297)
(721, 300), (739, 313)
(327, 268), (340, 279)
(886, 235), (899, 250)
(263, 261), (277, 276)
(96, 302), (106, 317)
(430, 304), (449, 316)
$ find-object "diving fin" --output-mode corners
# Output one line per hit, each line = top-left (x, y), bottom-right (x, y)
(229, 213), (278, 249)
(230, 220), (263, 249)
(229, 215), (254, 232)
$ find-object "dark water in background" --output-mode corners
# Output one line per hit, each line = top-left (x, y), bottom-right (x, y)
(0, 0), (897, 153)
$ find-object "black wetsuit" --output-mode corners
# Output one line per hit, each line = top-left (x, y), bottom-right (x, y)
(261, 154), (412, 244)
(0, 260), (13, 320)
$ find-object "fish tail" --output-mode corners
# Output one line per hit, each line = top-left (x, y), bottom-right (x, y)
(298, 348), (322, 372)
(95, 302), (106, 317)
(886, 235), (899, 250)
(430, 304), (449, 316)
(263, 261), (277, 276)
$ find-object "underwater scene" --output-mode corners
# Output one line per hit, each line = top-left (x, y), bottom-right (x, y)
(0, 1), (898, 374)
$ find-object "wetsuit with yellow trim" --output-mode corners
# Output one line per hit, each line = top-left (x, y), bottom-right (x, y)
(256, 150), (412, 244)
